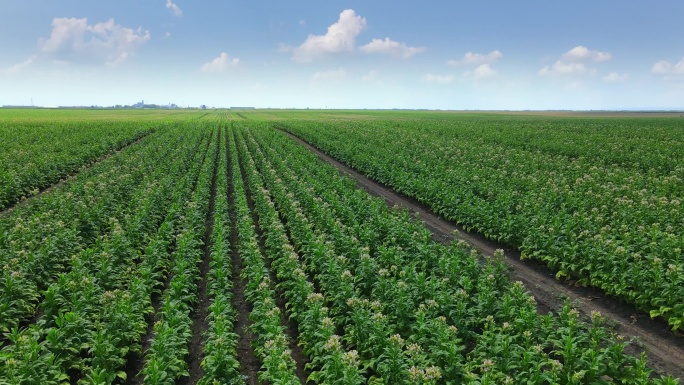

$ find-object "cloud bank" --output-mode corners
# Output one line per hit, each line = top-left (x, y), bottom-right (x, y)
(448, 50), (502, 67)
(39, 17), (150, 65)
(286, 9), (424, 62)
(652, 58), (684, 75)
(424, 73), (455, 84)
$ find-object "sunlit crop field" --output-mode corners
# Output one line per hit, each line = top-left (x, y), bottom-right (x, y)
(0, 109), (680, 384)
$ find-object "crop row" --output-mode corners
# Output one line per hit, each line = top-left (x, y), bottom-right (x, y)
(0, 121), (211, 383)
(1, 113), (680, 383)
(0, 123), (209, 335)
(235, 124), (365, 383)
(236, 121), (677, 384)
(280, 116), (684, 330)
(0, 118), (158, 210)
(229, 127), (302, 383)
(197, 124), (241, 384)
(141, 126), (219, 383)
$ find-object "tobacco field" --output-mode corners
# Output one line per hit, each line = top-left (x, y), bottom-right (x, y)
(0, 109), (680, 384)
(280, 112), (684, 332)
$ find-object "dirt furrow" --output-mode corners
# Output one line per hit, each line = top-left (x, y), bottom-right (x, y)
(280, 129), (684, 380)
(227, 127), (261, 385)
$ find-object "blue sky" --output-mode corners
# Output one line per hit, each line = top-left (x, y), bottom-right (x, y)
(2, 1), (684, 109)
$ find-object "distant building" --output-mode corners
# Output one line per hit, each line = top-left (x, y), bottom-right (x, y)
(230, 107), (255, 110)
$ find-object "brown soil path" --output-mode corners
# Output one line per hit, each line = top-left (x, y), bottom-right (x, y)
(281, 129), (684, 380)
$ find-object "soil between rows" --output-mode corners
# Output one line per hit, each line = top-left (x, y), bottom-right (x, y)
(280, 129), (684, 380)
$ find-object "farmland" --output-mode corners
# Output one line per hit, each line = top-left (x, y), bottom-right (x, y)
(278, 111), (684, 331)
(0, 109), (682, 384)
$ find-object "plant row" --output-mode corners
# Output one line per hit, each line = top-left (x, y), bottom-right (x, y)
(238, 121), (678, 384)
(235, 124), (366, 384)
(0, 121), (212, 383)
(228, 126), (301, 383)
(0, 117), (157, 210)
(280, 116), (684, 330)
(141, 127), (220, 384)
(196, 125), (243, 384)
(0, 124), (206, 335)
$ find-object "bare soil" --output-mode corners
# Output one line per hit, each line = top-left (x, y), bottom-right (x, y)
(282, 130), (684, 380)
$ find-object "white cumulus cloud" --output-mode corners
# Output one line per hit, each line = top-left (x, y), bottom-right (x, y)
(464, 64), (498, 80)
(39, 17), (150, 65)
(166, 0), (183, 17)
(201, 53), (239, 73)
(562, 46), (611, 62)
(448, 50), (502, 67)
(602, 72), (628, 83)
(652, 58), (684, 75)
(290, 9), (366, 62)
(539, 45), (610, 77)
(424, 73), (455, 84)
(359, 38), (425, 58)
